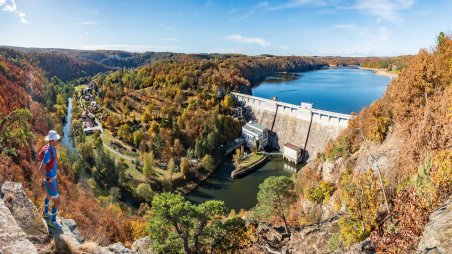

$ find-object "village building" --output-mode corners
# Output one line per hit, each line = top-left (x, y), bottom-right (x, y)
(81, 111), (101, 134)
(283, 143), (303, 164)
(241, 121), (268, 149)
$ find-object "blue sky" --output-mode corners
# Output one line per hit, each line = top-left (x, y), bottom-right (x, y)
(0, 0), (450, 56)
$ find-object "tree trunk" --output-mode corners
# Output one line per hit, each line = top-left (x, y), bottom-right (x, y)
(281, 213), (291, 235)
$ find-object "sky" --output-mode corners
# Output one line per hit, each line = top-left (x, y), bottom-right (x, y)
(0, 0), (451, 56)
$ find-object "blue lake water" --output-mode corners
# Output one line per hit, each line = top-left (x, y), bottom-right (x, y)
(252, 67), (391, 114)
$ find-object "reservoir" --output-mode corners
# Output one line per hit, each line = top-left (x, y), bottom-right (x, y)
(252, 67), (390, 114)
(187, 67), (391, 210)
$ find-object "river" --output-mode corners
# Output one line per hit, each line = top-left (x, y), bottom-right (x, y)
(187, 67), (391, 210)
(61, 98), (76, 153)
(187, 155), (303, 211)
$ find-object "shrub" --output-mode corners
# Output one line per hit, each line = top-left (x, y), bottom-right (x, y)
(325, 136), (353, 161)
(327, 232), (342, 252)
(306, 181), (335, 204)
(431, 150), (452, 199)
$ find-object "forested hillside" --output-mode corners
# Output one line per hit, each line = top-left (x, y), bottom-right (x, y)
(279, 35), (451, 253)
(0, 51), (146, 246)
(0, 47), (178, 82)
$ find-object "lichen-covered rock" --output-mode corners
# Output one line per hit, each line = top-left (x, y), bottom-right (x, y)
(346, 238), (376, 254)
(131, 237), (153, 253)
(417, 197), (452, 254)
(61, 218), (85, 245)
(0, 198), (39, 254)
(255, 223), (285, 251)
(282, 216), (340, 254)
(1, 181), (48, 243)
(97, 242), (135, 254)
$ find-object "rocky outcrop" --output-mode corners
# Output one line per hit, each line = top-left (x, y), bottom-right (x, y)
(251, 216), (376, 254)
(97, 242), (134, 254)
(0, 181), (153, 254)
(0, 198), (39, 254)
(282, 216), (342, 254)
(1, 181), (49, 244)
(131, 237), (153, 253)
(417, 197), (452, 254)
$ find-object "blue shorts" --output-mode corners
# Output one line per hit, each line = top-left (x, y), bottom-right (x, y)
(44, 179), (59, 199)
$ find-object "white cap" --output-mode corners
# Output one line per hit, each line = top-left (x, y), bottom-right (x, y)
(45, 130), (60, 141)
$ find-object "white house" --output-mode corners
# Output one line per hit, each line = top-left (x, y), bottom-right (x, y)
(242, 121), (268, 149)
(283, 143), (302, 164)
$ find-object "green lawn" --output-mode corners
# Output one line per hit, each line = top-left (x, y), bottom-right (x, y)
(238, 152), (266, 169)
(150, 166), (183, 181)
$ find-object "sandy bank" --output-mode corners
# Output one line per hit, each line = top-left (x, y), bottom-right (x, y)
(360, 67), (397, 78)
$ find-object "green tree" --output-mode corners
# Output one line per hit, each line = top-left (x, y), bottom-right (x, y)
(255, 176), (296, 235)
(143, 152), (155, 180)
(200, 154), (215, 173)
(437, 31), (445, 46)
(180, 157), (190, 179)
(93, 130), (103, 150)
(148, 192), (244, 254)
(135, 183), (153, 203)
(133, 129), (144, 147)
(0, 109), (34, 157)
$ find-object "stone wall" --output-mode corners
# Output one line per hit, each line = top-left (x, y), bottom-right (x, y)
(232, 92), (351, 160)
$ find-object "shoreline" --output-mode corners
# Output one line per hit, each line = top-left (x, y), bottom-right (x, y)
(359, 67), (397, 78)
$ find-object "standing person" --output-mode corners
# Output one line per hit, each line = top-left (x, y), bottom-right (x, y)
(38, 130), (62, 229)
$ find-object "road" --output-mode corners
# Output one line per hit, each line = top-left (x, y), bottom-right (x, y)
(103, 142), (135, 162)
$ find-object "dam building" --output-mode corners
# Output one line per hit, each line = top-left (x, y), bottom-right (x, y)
(232, 92), (352, 161)
(241, 121), (269, 149)
(283, 143), (303, 164)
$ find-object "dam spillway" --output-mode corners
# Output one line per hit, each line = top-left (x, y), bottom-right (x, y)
(231, 92), (352, 161)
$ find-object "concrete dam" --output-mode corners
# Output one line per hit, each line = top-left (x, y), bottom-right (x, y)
(231, 92), (352, 161)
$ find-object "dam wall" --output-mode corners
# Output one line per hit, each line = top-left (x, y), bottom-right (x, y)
(231, 92), (352, 160)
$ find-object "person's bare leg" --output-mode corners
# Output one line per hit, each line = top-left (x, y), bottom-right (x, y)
(53, 197), (60, 209)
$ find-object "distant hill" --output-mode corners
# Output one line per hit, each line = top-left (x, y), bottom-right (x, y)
(0, 47), (179, 81)
(0, 46), (414, 82)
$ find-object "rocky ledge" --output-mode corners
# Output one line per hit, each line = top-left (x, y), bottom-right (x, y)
(0, 181), (152, 254)
(417, 196), (452, 254)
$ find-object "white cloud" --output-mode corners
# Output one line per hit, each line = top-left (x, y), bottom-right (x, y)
(351, 0), (414, 21)
(1, 0), (27, 24)
(1, 0), (16, 12)
(270, 0), (321, 11)
(236, 0), (323, 20)
(18, 11), (27, 23)
(227, 34), (271, 47)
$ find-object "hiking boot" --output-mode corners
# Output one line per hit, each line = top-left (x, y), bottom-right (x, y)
(48, 220), (62, 230)
(42, 212), (51, 220)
